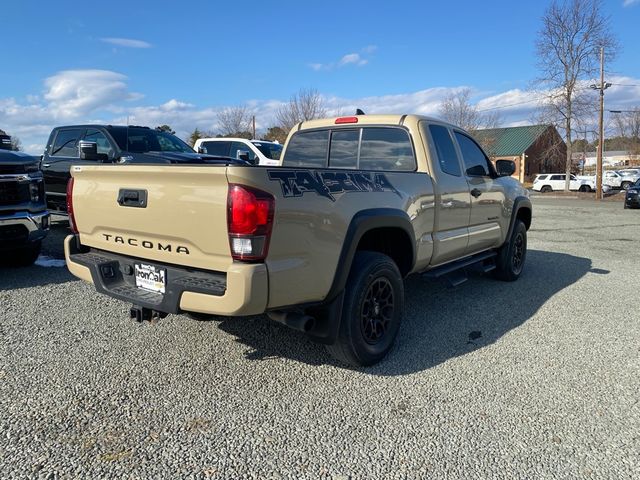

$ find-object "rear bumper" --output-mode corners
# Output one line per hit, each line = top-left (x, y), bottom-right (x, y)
(0, 210), (49, 248)
(64, 235), (268, 316)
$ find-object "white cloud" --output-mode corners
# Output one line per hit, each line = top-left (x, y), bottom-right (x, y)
(339, 53), (368, 67)
(623, 0), (639, 6)
(101, 37), (152, 48)
(2, 70), (639, 155)
(43, 70), (141, 118)
(309, 47), (374, 71)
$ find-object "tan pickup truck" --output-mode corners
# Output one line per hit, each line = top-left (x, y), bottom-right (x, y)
(64, 114), (531, 366)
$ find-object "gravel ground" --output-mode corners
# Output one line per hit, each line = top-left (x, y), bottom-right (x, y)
(1, 200), (639, 479)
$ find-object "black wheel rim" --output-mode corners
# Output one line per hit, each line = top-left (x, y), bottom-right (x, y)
(512, 233), (525, 273)
(360, 277), (394, 345)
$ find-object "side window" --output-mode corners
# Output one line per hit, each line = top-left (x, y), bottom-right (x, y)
(359, 127), (415, 171)
(427, 124), (461, 176)
(230, 142), (257, 162)
(329, 129), (359, 169)
(454, 132), (491, 177)
(550, 174), (564, 181)
(83, 129), (114, 158)
(201, 141), (231, 157)
(51, 128), (83, 157)
(282, 130), (329, 168)
(570, 174), (577, 180)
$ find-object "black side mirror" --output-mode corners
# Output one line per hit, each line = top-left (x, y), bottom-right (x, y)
(237, 150), (251, 162)
(197, 146), (206, 154)
(79, 141), (99, 160)
(496, 160), (516, 177)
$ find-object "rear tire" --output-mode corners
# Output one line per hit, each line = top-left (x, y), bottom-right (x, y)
(622, 182), (631, 190)
(493, 221), (527, 282)
(540, 185), (552, 193)
(326, 251), (404, 367)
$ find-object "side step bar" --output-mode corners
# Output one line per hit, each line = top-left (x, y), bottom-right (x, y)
(422, 250), (497, 287)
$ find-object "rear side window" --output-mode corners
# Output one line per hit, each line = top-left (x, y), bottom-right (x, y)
(201, 141), (231, 157)
(454, 132), (491, 177)
(282, 130), (329, 168)
(428, 124), (460, 176)
(51, 128), (83, 157)
(550, 174), (564, 181)
(329, 129), (359, 169)
(359, 128), (415, 171)
(536, 175), (548, 181)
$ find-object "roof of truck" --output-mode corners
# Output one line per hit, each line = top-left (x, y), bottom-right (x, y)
(297, 114), (453, 131)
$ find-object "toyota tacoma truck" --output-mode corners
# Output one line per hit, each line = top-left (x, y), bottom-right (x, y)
(0, 149), (49, 265)
(64, 114), (532, 366)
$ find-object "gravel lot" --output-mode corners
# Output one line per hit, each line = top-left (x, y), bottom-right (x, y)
(1, 198), (638, 479)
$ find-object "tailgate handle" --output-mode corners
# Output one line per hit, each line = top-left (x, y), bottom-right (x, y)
(117, 189), (147, 208)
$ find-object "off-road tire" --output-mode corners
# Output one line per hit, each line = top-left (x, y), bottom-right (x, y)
(540, 185), (552, 193)
(4, 241), (41, 267)
(326, 251), (404, 367)
(493, 220), (527, 282)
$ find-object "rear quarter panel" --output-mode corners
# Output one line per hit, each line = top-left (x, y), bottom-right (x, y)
(227, 166), (435, 308)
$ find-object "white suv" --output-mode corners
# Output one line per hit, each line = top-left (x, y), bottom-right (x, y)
(532, 173), (591, 192)
(193, 138), (282, 166)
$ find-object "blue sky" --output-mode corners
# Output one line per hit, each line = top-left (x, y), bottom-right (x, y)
(1, 0), (639, 153)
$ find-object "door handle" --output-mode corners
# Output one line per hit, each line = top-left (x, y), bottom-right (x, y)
(42, 163), (51, 168)
(471, 188), (482, 198)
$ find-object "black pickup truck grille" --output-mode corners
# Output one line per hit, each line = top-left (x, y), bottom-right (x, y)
(0, 182), (28, 206)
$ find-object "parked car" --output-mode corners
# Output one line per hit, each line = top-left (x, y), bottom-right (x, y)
(0, 150), (49, 265)
(64, 114), (532, 366)
(619, 168), (640, 177)
(41, 125), (248, 213)
(603, 170), (639, 190)
(624, 178), (640, 209)
(532, 173), (591, 192)
(193, 138), (282, 166)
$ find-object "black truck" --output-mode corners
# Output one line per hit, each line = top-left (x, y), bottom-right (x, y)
(41, 125), (246, 212)
(0, 149), (49, 266)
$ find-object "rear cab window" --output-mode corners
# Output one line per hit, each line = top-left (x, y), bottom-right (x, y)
(282, 126), (415, 171)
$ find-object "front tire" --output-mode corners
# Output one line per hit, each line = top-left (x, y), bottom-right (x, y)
(621, 182), (631, 190)
(494, 220), (527, 282)
(326, 251), (404, 367)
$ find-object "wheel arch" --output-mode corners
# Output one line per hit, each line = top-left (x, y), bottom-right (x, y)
(324, 208), (415, 304)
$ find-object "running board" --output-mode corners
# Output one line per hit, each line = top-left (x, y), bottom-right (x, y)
(422, 251), (497, 287)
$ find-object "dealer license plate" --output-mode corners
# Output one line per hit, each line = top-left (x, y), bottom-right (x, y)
(134, 263), (166, 294)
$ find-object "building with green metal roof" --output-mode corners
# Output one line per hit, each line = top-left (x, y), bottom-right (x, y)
(473, 125), (566, 182)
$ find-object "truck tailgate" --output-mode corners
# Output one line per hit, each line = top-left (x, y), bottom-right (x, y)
(71, 165), (232, 272)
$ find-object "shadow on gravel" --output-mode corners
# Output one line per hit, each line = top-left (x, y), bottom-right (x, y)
(0, 263), (76, 291)
(217, 249), (600, 374)
(0, 217), (75, 291)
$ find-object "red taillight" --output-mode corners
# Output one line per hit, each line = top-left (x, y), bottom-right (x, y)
(66, 177), (78, 234)
(227, 184), (274, 261)
(335, 116), (359, 124)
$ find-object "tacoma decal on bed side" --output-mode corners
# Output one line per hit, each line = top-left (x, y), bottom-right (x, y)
(268, 169), (400, 201)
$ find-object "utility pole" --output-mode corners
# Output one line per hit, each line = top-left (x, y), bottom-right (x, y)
(590, 47), (611, 200)
(252, 115), (256, 140)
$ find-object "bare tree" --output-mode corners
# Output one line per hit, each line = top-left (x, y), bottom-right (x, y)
(217, 106), (252, 137)
(276, 88), (327, 132)
(535, 0), (618, 191)
(612, 108), (640, 163)
(438, 88), (501, 133)
(10, 136), (22, 151)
